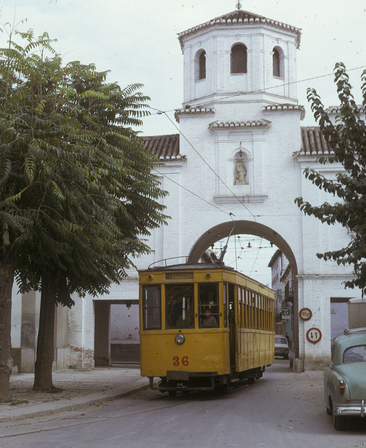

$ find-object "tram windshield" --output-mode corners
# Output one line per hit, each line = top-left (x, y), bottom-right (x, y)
(199, 283), (219, 328)
(165, 284), (194, 329)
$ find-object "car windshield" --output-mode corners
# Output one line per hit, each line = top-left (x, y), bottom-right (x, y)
(343, 345), (366, 364)
(275, 337), (287, 345)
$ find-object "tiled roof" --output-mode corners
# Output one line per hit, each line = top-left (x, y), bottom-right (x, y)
(263, 104), (305, 120)
(300, 127), (331, 156)
(142, 127), (332, 159)
(208, 119), (271, 129)
(142, 134), (181, 160)
(175, 106), (215, 123)
(326, 105), (366, 114)
(178, 9), (301, 50)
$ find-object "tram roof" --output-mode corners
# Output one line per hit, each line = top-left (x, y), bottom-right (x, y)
(141, 262), (235, 272)
(140, 262), (274, 293)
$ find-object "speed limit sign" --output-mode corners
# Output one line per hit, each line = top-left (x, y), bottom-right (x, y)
(306, 327), (322, 344)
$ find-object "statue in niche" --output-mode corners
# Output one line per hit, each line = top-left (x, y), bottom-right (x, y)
(235, 159), (247, 185)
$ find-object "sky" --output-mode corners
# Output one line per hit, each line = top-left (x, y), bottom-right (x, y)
(1, 0), (365, 285)
(213, 236), (276, 287)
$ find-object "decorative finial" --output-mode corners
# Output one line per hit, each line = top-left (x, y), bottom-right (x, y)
(236, 0), (242, 10)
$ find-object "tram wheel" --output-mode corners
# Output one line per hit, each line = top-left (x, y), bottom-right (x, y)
(168, 390), (177, 398)
(217, 384), (229, 394)
(248, 378), (255, 385)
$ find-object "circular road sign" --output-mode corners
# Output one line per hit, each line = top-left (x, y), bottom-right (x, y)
(306, 327), (322, 344)
(299, 308), (312, 321)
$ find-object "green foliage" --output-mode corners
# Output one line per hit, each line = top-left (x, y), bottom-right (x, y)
(295, 63), (366, 292)
(0, 25), (168, 304)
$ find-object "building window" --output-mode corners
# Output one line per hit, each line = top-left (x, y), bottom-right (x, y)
(272, 47), (284, 78)
(195, 49), (206, 81)
(199, 51), (206, 80)
(231, 44), (247, 74)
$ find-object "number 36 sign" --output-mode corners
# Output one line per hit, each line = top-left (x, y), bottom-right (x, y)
(306, 327), (322, 344)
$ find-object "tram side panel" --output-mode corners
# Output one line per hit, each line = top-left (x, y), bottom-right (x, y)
(237, 331), (274, 373)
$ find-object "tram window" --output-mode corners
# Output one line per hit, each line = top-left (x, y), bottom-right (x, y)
(259, 295), (263, 329)
(165, 284), (194, 329)
(243, 288), (248, 328)
(142, 286), (161, 330)
(223, 283), (228, 327)
(238, 286), (243, 328)
(228, 284), (235, 325)
(199, 283), (219, 328)
(251, 291), (256, 329)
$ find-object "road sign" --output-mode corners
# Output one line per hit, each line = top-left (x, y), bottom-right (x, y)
(306, 327), (322, 344)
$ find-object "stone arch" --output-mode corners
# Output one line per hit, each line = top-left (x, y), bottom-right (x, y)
(188, 220), (299, 359)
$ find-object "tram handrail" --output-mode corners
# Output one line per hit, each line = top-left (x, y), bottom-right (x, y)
(147, 256), (199, 269)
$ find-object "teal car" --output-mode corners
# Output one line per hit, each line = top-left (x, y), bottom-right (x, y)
(324, 328), (366, 430)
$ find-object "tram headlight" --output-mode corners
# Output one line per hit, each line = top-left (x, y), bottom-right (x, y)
(175, 334), (185, 345)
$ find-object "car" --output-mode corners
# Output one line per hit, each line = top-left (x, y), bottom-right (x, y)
(274, 335), (289, 359)
(324, 328), (366, 431)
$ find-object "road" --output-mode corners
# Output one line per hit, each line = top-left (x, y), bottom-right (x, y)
(1, 360), (366, 448)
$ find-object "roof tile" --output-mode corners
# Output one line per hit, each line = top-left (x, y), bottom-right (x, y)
(142, 134), (180, 160)
(300, 127), (331, 155)
(178, 9), (301, 50)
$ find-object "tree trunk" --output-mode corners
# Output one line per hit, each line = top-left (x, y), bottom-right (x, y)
(33, 273), (56, 391)
(0, 261), (14, 402)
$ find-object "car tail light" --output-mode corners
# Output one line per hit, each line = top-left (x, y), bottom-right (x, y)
(339, 380), (346, 394)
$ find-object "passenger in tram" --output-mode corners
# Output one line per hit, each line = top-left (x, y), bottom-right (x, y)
(201, 309), (218, 328)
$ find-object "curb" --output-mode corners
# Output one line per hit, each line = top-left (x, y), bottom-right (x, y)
(0, 384), (150, 423)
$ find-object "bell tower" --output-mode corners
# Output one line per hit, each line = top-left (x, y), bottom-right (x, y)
(177, 5), (301, 114)
(175, 5), (304, 205)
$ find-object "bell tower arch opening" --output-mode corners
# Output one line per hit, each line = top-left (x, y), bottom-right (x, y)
(188, 220), (299, 362)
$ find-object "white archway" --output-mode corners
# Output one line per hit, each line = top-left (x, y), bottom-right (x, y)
(188, 220), (299, 360)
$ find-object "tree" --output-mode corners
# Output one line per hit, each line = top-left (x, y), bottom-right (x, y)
(295, 62), (366, 293)
(0, 27), (168, 398)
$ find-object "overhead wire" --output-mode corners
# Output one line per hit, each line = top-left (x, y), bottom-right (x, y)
(149, 103), (271, 276)
(147, 64), (366, 116)
(160, 111), (257, 220)
(152, 167), (231, 216)
(142, 56), (352, 274)
(146, 63), (366, 222)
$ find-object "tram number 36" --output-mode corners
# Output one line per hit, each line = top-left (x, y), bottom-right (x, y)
(173, 356), (189, 366)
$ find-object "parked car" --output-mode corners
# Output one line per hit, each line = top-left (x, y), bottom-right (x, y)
(274, 335), (289, 359)
(324, 328), (366, 430)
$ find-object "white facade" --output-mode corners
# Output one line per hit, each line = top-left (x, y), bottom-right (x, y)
(11, 8), (360, 373)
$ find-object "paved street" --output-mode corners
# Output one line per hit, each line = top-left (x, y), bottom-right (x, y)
(1, 360), (366, 448)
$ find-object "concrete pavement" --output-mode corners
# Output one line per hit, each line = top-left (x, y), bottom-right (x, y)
(0, 364), (149, 422)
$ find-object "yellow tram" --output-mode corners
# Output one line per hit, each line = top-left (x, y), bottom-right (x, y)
(139, 262), (275, 395)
